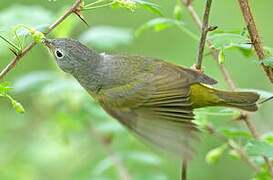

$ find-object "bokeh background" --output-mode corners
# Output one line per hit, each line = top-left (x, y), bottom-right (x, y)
(0, 0), (272, 179)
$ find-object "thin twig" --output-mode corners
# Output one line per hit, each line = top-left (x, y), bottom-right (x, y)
(238, 0), (273, 176)
(195, 0), (213, 70)
(181, 0), (236, 90)
(238, 0), (273, 84)
(181, 159), (187, 180)
(0, 0), (83, 80)
(205, 125), (262, 172)
(182, 0), (272, 176)
(87, 125), (133, 180)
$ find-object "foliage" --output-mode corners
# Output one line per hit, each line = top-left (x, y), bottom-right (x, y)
(0, 0), (272, 180)
(246, 140), (273, 158)
(79, 26), (134, 50)
(0, 82), (24, 113)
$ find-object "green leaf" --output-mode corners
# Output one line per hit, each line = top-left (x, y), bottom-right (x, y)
(218, 48), (225, 64)
(12, 100), (25, 113)
(254, 57), (273, 67)
(79, 26), (134, 50)
(132, 0), (162, 16)
(252, 172), (273, 180)
(0, 82), (13, 93)
(228, 149), (241, 160)
(220, 127), (252, 138)
(208, 33), (250, 49)
(246, 140), (273, 158)
(205, 144), (227, 164)
(262, 132), (273, 145)
(135, 18), (182, 36)
(173, 1), (182, 20)
(264, 46), (273, 56)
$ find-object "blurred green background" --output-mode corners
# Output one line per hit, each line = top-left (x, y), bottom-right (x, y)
(0, 0), (272, 179)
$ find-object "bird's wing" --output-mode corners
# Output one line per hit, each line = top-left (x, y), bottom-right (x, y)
(95, 62), (215, 158)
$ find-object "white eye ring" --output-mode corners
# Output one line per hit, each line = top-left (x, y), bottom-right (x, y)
(55, 49), (64, 59)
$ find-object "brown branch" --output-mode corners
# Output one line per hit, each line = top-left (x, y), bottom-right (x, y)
(181, 159), (187, 180)
(237, 0), (273, 176)
(205, 125), (262, 172)
(195, 0), (213, 70)
(87, 125), (133, 180)
(0, 0), (83, 80)
(181, 0), (236, 90)
(238, 0), (273, 84)
(182, 0), (273, 177)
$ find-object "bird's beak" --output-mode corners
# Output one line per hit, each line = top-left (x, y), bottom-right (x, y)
(43, 38), (53, 49)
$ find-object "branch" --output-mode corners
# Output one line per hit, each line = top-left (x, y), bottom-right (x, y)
(181, 159), (187, 180)
(205, 125), (261, 172)
(181, 0), (273, 177)
(87, 125), (133, 180)
(181, 0), (236, 90)
(0, 0), (83, 80)
(195, 0), (213, 70)
(238, 0), (273, 84)
(237, 0), (273, 176)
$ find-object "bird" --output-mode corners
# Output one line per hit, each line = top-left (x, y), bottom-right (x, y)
(44, 38), (260, 159)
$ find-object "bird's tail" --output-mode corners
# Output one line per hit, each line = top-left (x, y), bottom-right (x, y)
(190, 84), (260, 112)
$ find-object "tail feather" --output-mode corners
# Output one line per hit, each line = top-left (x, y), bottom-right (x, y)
(190, 84), (260, 112)
(213, 91), (260, 112)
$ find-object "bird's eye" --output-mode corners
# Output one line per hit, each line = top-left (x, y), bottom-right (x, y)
(55, 50), (64, 58)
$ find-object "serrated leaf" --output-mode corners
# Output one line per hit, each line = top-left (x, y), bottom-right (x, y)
(255, 57), (273, 67)
(208, 33), (250, 49)
(132, 0), (162, 16)
(135, 18), (182, 36)
(79, 26), (133, 50)
(246, 140), (273, 158)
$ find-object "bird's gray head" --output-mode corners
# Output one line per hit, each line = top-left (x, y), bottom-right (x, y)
(44, 38), (101, 74)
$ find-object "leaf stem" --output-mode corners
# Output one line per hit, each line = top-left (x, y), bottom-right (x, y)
(81, 1), (115, 11)
(0, 0), (83, 80)
(84, 0), (105, 8)
(0, 35), (20, 52)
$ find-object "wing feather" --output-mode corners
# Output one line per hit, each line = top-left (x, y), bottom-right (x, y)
(96, 60), (204, 158)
